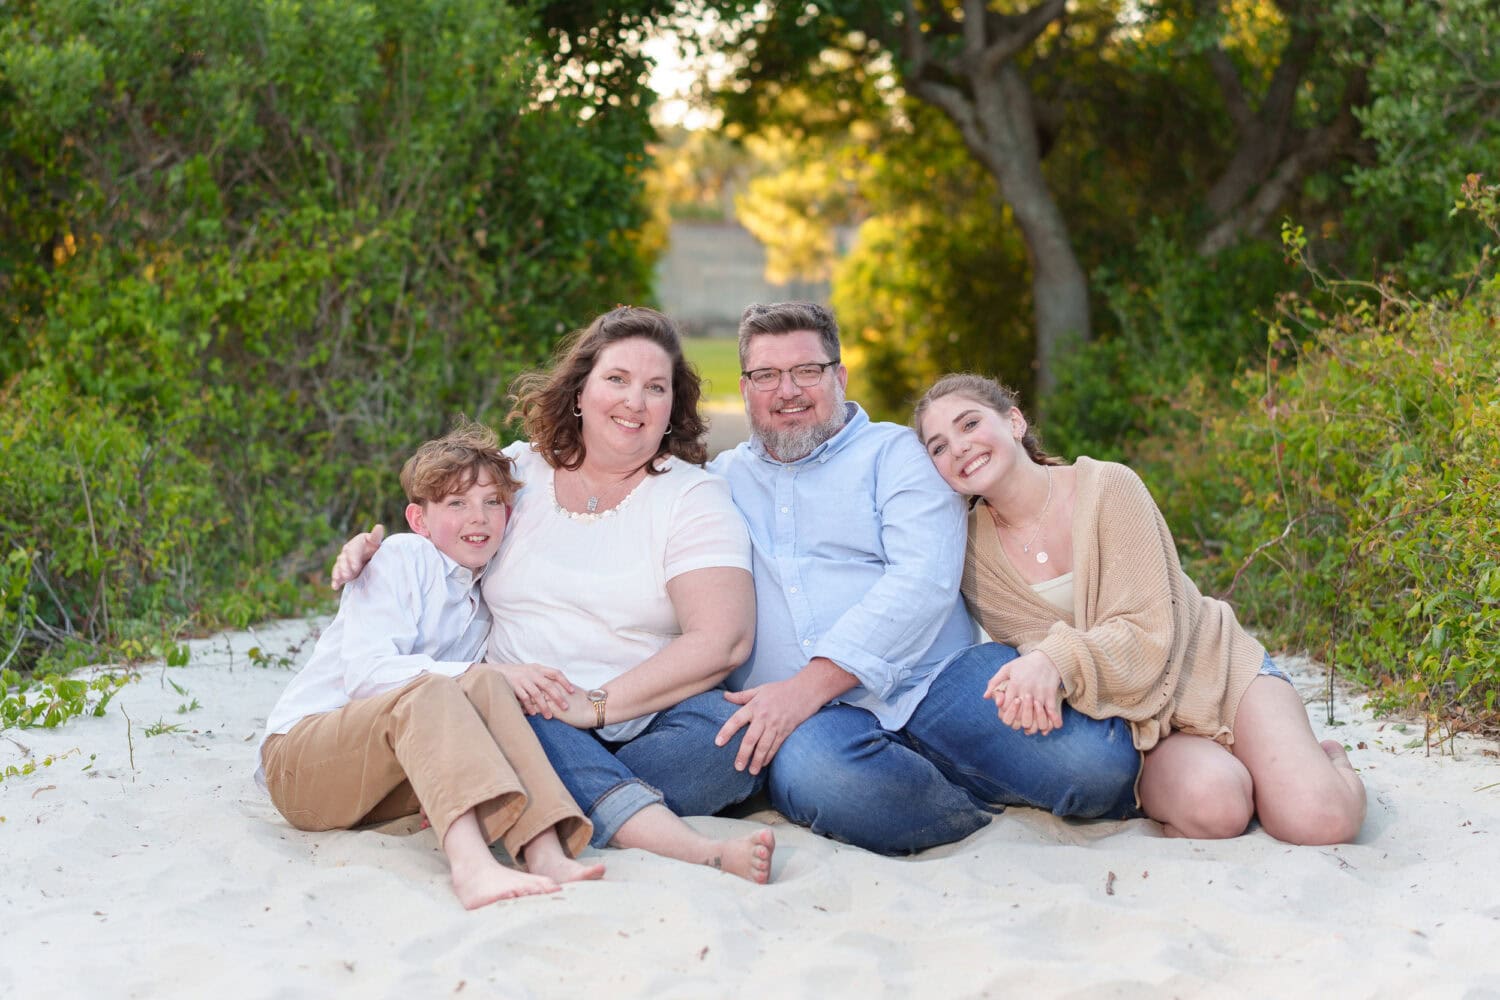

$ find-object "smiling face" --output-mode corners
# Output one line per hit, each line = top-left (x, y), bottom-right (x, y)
(917, 392), (1029, 497)
(576, 336), (674, 468)
(406, 469), (509, 571)
(740, 329), (849, 462)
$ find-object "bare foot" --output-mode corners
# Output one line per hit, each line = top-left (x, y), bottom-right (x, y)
(528, 853), (606, 884)
(1320, 739), (1353, 767)
(1320, 740), (1368, 833)
(451, 862), (559, 910)
(705, 828), (775, 884)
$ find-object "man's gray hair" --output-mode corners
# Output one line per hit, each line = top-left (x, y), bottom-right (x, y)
(737, 302), (842, 369)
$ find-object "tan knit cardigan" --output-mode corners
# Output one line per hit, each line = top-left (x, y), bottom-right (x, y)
(962, 457), (1265, 752)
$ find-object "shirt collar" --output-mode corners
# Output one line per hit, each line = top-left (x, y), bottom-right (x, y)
(430, 542), (486, 588)
(749, 401), (869, 467)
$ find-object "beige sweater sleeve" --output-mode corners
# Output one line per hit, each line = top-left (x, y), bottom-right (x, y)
(1032, 463), (1182, 730)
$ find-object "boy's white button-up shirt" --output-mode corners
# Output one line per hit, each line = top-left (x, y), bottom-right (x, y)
(259, 532), (491, 747)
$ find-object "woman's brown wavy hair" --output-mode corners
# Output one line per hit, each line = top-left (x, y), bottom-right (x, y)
(509, 306), (708, 472)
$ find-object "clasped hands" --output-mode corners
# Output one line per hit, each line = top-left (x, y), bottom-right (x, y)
(984, 649), (1066, 736)
(478, 661), (588, 724)
(331, 526), (593, 727)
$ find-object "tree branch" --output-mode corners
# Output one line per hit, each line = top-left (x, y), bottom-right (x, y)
(1198, 0), (1252, 129)
(979, 0), (1068, 76)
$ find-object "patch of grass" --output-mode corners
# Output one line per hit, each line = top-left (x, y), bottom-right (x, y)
(142, 719), (184, 737)
(683, 336), (743, 402)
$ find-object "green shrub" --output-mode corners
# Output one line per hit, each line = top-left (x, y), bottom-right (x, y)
(0, 0), (659, 678)
(0, 373), (223, 658)
(1140, 187), (1500, 729)
(1046, 226), (1297, 462)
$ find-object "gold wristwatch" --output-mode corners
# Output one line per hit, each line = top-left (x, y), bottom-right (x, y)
(586, 688), (608, 729)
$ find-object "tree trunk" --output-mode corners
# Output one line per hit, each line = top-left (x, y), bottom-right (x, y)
(900, 0), (1090, 395)
(974, 64), (1089, 394)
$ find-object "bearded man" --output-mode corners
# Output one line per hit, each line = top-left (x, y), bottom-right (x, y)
(707, 302), (1140, 854)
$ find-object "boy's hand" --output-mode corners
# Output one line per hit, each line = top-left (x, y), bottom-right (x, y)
(331, 524), (385, 589)
(489, 662), (576, 719)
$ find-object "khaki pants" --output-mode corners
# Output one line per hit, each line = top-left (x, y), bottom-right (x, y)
(262, 668), (591, 861)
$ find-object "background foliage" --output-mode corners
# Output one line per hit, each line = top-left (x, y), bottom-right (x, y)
(1, 0), (660, 677)
(3, 0), (1497, 733)
(653, 0), (1499, 727)
(1139, 185), (1500, 732)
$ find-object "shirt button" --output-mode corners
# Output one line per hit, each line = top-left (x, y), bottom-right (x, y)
(789, 586), (799, 594)
(780, 506), (790, 513)
(802, 639), (812, 647)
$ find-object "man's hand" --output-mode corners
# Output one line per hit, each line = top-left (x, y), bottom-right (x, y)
(984, 649), (1065, 736)
(715, 674), (825, 776)
(484, 662), (575, 719)
(331, 524), (385, 590)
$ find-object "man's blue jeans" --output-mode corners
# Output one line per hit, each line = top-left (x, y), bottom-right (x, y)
(526, 689), (764, 848)
(767, 642), (1141, 855)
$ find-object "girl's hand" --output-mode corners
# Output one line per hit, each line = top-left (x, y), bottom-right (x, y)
(487, 662), (576, 719)
(984, 650), (1065, 736)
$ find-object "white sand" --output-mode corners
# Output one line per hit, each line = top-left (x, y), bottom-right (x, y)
(4, 618), (1498, 998)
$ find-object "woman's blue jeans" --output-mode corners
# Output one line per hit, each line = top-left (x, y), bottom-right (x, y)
(766, 642), (1142, 855)
(525, 689), (765, 848)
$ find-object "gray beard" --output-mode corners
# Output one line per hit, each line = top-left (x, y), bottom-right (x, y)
(749, 387), (848, 463)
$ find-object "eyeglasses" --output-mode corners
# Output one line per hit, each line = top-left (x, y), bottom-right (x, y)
(741, 360), (840, 391)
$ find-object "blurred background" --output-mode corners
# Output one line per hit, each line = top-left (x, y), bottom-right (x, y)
(1, 0), (1495, 732)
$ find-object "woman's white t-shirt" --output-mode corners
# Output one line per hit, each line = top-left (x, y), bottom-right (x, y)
(483, 443), (752, 741)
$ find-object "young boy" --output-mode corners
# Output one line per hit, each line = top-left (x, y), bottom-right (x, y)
(258, 418), (603, 909)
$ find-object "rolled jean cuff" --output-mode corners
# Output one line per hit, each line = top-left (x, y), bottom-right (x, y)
(587, 778), (663, 848)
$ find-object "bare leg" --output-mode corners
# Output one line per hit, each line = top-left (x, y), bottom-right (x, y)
(520, 827), (606, 884)
(611, 804), (775, 884)
(1231, 677), (1367, 845)
(1138, 730), (1255, 839)
(443, 809), (559, 909)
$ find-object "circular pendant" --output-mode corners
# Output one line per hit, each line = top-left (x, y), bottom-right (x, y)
(1035, 551), (1049, 564)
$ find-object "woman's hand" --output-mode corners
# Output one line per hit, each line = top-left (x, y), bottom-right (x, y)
(488, 662), (576, 719)
(984, 649), (1065, 736)
(331, 524), (385, 589)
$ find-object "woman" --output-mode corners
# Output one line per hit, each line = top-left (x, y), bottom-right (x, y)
(913, 373), (1365, 844)
(334, 307), (774, 881)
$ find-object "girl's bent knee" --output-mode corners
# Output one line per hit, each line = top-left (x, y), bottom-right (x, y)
(1164, 776), (1253, 839)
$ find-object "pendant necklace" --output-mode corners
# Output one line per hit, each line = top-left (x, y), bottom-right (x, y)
(993, 465), (1054, 564)
(576, 467), (634, 514)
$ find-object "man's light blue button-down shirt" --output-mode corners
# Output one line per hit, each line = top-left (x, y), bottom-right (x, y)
(709, 402), (975, 731)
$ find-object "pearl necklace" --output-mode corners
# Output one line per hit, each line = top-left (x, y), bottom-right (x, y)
(990, 465), (1054, 565)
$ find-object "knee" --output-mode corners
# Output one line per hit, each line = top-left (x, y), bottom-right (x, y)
(1051, 722), (1141, 819)
(1170, 773), (1255, 840)
(395, 671), (460, 706)
(655, 689), (736, 730)
(767, 728), (875, 821)
(457, 665), (517, 706)
(768, 725), (859, 797)
(768, 727), (989, 855)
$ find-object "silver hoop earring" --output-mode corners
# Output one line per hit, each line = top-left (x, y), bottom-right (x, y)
(573, 406), (583, 418)
(663, 425), (673, 437)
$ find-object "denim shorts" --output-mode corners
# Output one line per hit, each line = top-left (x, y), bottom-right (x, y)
(1260, 651), (1293, 685)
